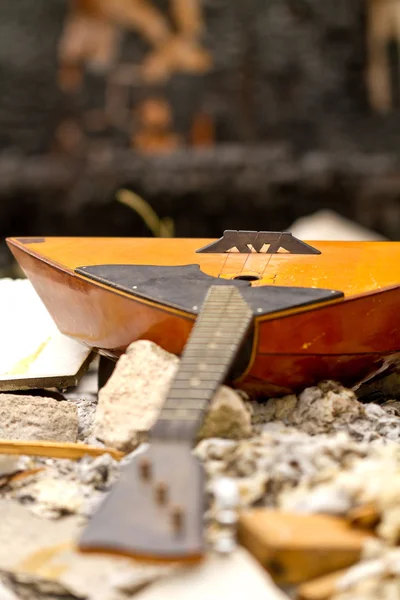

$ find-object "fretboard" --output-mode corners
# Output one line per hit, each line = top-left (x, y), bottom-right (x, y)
(150, 285), (253, 443)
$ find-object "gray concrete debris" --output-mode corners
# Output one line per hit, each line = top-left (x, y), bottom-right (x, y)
(94, 340), (179, 451)
(194, 428), (374, 512)
(0, 500), (174, 600)
(94, 340), (251, 451)
(64, 395), (98, 443)
(197, 386), (252, 441)
(382, 400), (400, 417)
(133, 548), (290, 600)
(249, 381), (400, 442)
(0, 394), (78, 442)
(279, 442), (400, 545)
(330, 547), (400, 600)
(2, 453), (121, 520)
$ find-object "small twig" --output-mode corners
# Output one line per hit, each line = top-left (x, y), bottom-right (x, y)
(116, 188), (175, 237)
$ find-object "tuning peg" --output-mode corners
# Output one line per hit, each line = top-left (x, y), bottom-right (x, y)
(138, 457), (152, 481)
(171, 505), (184, 532)
(155, 481), (168, 505)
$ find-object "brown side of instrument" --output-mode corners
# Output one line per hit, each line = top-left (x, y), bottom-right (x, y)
(9, 242), (195, 358)
(239, 284), (400, 394)
(7, 237), (400, 395)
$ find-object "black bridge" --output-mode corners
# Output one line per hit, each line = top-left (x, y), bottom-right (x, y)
(196, 230), (320, 254)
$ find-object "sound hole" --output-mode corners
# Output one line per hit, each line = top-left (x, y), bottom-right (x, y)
(233, 275), (261, 281)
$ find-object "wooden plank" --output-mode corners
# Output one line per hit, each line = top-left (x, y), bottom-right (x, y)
(237, 509), (373, 585)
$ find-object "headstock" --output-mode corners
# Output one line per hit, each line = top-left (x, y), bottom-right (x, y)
(78, 441), (205, 563)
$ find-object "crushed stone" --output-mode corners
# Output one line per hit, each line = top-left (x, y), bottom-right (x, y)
(194, 427), (374, 511)
(279, 442), (400, 545)
(0, 326), (398, 600)
(94, 340), (251, 451)
(0, 394), (78, 442)
(64, 394), (98, 443)
(248, 381), (400, 442)
(1, 452), (122, 520)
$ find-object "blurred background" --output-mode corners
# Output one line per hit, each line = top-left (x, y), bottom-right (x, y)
(0, 0), (400, 272)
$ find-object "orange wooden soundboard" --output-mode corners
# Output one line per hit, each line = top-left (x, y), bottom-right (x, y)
(7, 233), (400, 396)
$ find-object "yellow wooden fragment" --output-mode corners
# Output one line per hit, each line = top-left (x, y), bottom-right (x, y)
(0, 440), (124, 461)
(237, 508), (372, 585)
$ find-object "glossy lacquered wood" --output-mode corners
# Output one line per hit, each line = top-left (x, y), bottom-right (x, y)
(7, 236), (400, 395)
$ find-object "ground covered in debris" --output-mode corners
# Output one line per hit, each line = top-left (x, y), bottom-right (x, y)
(0, 338), (399, 600)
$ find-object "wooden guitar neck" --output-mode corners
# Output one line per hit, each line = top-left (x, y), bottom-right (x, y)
(151, 285), (253, 442)
(78, 285), (253, 562)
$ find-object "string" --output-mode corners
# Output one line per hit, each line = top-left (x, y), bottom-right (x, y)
(218, 231), (285, 282)
(216, 238), (234, 278)
(217, 230), (262, 279)
(259, 231), (284, 281)
(240, 229), (262, 277)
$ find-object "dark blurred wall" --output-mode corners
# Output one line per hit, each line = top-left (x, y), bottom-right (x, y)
(0, 0), (399, 266)
(0, 0), (67, 154)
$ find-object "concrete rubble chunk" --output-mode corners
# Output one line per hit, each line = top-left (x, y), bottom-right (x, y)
(13, 477), (86, 519)
(382, 400), (400, 416)
(132, 548), (290, 600)
(94, 340), (251, 451)
(65, 395), (98, 443)
(4, 453), (122, 520)
(279, 443), (400, 544)
(197, 385), (252, 441)
(0, 394), (78, 442)
(94, 340), (179, 451)
(252, 381), (363, 434)
(0, 499), (175, 600)
(251, 381), (400, 442)
(194, 429), (372, 512)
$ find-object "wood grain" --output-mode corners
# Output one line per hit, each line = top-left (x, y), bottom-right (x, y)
(7, 236), (400, 396)
(0, 440), (124, 461)
(237, 509), (373, 585)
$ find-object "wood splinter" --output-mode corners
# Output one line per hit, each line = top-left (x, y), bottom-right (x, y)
(0, 440), (124, 462)
(237, 508), (374, 585)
